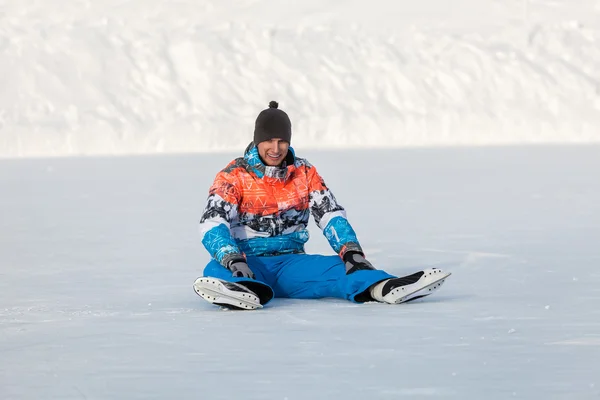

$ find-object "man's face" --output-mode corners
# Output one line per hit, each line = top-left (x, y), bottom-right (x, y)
(257, 139), (290, 167)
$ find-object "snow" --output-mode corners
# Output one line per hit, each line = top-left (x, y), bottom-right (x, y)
(2, 145), (600, 399)
(2, 0), (600, 398)
(1, 0), (600, 157)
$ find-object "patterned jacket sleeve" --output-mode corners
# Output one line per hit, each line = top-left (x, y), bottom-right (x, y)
(306, 163), (364, 259)
(199, 168), (245, 268)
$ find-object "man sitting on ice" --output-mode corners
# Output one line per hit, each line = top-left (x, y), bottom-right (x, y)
(194, 101), (450, 310)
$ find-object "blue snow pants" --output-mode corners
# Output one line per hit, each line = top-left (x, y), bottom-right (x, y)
(203, 253), (395, 306)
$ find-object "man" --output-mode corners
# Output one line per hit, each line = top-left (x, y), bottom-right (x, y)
(194, 101), (450, 310)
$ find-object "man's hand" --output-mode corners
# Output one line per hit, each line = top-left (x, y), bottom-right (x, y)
(343, 251), (376, 274)
(228, 259), (255, 279)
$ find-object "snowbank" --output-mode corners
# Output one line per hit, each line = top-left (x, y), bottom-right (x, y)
(1, 0), (599, 157)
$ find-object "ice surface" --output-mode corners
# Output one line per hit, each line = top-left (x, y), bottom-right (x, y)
(1, 145), (599, 399)
(1, 0), (600, 157)
(2, 0), (600, 397)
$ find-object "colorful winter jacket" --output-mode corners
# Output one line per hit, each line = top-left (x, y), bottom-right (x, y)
(199, 143), (364, 268)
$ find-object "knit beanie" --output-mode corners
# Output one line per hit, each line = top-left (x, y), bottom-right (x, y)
(253, 101), (292, 144)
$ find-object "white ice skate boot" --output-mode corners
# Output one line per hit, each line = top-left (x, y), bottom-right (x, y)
(193, 277), (262, 310)
(370, 268), (451, 304)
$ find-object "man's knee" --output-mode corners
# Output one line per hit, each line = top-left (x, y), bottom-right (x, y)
(203, 259), (232, 278)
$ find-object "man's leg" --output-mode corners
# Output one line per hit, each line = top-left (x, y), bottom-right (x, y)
(272, 253), (395, 303)
(199, 260), (275, 306)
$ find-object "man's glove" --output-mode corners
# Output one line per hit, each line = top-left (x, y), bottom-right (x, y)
(343, 251), (376, 275)
(227, 259), (255, 279)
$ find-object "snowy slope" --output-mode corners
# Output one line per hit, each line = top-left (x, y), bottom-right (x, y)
(1, 146), (600, 399)
(1, 0), (600, 157)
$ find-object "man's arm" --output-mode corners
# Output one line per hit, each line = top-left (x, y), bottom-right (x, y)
(199, 170), (247, 269)
(306, 163), (377, 274)
(306, 163), (364, 258)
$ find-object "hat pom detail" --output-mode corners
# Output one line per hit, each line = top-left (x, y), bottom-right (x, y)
(268, 101), (279, 109)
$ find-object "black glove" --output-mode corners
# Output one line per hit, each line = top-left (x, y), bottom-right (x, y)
(343, 251), (376, 275)
(227, 259), (255, 279)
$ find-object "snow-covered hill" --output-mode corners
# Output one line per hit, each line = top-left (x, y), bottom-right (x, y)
(1, 0), (600, 157)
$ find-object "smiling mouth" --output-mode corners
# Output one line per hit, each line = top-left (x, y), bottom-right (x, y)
(267, 153), (281, 159)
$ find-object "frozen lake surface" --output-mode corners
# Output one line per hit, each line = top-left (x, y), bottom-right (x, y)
(1, 145), (599, 399)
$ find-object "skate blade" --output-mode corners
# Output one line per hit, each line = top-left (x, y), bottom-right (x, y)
(193, 278), (262, 310)
(395, 272), (451, 304)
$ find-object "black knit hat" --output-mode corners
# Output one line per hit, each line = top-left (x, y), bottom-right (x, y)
(253, 101), (292, 144)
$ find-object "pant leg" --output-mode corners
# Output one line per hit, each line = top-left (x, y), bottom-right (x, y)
(272, 253), (395, 303)
(202, 259), (275, 305)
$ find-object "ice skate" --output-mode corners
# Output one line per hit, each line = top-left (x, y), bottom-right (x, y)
(370, 268), (451, 304)
(193, 277), (262, 310)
